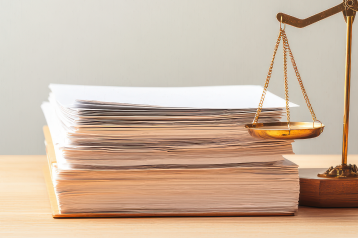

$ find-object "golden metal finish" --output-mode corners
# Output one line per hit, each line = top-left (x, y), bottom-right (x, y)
(277, 3), (345, 28)
(245, 122), (324, 140)
(317, 15), (358, 178)
(274, 0), (358, 178)
(318, 164), (358, 178)
(277, 0), (358, 28)
(283, 28), (290, 126)
(252, 28), (318, 126)
(316, 14), (356, 178)
(342, 15), (353, 166)
(249, 26), (321, 140)
(343, 0), (357, 23)
(282, 31), (317, 123)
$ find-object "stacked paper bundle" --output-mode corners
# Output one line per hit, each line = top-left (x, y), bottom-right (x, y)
(42, 84), (299, 216)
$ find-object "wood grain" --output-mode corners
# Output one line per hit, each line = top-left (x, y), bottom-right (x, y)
(2, 155), (358, 238)
(299, 168), (358, 207)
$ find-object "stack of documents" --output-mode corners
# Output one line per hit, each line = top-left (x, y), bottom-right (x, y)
(42, 84), (299, 217)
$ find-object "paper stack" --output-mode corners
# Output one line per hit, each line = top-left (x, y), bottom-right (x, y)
(42, 84), (299, 217)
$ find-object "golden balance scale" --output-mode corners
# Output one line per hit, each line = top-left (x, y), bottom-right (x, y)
(246, 0), (358, 207)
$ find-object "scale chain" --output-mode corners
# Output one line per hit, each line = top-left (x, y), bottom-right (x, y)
(253, 27), (317, 125)
(282, 29), (291, 126)
(281, 30), (317, 123)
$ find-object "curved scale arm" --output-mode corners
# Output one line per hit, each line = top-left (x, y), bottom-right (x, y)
(277, 3), (345, 28)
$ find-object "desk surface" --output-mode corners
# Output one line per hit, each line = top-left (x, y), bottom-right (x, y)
(1, 155), (358, 238)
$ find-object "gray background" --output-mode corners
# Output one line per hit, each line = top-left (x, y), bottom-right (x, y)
(0, 0), (357, 155)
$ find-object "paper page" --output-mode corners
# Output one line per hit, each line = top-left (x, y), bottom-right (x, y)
(49, 84), (298, 109)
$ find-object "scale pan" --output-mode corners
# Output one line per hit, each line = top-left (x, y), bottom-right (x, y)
(245, 122), (324, 140)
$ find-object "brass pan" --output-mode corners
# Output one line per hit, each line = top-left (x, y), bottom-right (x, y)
(245, 122), (324, 140)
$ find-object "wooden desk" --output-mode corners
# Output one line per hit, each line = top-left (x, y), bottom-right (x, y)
(1, 155), (358, 238)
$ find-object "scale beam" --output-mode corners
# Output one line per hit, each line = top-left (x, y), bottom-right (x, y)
(277, 3), (345, 28)
(277, 0), (358, 28)
(275, 0), (358, 178)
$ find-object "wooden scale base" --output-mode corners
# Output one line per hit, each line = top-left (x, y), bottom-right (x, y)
(299, 168), (358, 207)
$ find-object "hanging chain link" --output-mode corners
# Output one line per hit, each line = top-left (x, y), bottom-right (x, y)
(253, 26), (317, 124)
(281, 30), (317, 122)
(282, 29), (290, 125)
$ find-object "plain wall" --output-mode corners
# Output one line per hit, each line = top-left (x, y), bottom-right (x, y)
(0, 0), (357, 155)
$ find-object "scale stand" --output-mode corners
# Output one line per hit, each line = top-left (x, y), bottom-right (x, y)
(278, 0), (358, 207)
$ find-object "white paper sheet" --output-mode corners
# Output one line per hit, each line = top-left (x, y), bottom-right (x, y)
(49, 84), (298, 109)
